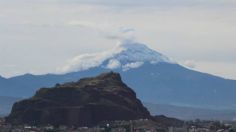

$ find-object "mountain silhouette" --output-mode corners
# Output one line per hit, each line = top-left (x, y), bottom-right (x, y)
(7, 72), (150, 126)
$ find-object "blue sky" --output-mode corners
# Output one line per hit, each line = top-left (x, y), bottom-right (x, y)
(0, 0), (236, 79)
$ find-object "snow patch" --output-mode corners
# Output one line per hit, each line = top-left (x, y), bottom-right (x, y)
(122, 62), (144, 71)
(57, 40), (174, 73)
(106, 59), (121, 69)
(115, 40), (173, 64)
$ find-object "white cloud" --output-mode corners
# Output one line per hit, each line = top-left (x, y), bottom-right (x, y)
(56, 40), (170, 73)
(66, 20), (95, 28)
(65, 20), (111, 30)
(65, 20), (136, 42)
(106, 59), (121, 69)
(105, 27), (135, 41)
(122, 62), (144, 71)
(56, 43), (124, 73)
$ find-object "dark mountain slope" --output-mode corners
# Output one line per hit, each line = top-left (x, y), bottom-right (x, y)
(6, 72), (150, 126)
(120, 62), (236, 109)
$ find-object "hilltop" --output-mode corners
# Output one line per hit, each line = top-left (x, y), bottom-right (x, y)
(7, 72), (150, 126)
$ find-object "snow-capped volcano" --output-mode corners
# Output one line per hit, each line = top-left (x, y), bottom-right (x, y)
(2, 40), (236, 117)
(58, 40), (174, 73)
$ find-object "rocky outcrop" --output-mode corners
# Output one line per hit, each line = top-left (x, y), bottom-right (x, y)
(6, 72), (150, 126)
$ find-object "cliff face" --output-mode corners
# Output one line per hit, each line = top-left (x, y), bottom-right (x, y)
(7, 72), (150, 126)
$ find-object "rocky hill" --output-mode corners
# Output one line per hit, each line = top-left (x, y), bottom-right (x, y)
(6, 72), (150, 127)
